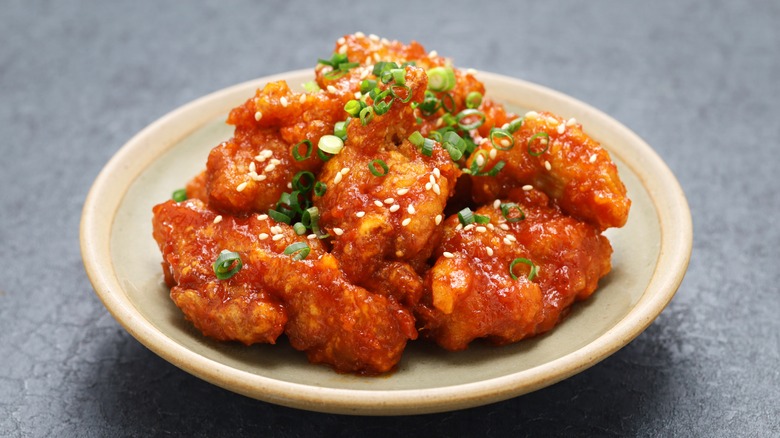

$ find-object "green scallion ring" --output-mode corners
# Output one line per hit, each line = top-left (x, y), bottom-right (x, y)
(427, 66), (456, 92)
(457, 207), (475, 226)
(470, 149), (490, 174)
(313, 181), (327, 197)
(293, 222), (307, 235)
(500, 202), (526, 223)
(267, 209), (291, 224)
(465, 91), (483, 109)
(408, 131), (425, 147)
(507, 117), (524, 134)
(344, 100), (362, 116)
(301, 206), (319, 228)
(292, 171), (316, 193)
(172, 188), (187, 202)
(317, 148), (333, 162)
(421, 138), (435, 157)
(485, 160), (506, 177)
(490, 128), (515, 151)
(392, 68), (406, 85)
(213, 251), (243, 280)
(283, 242), (310, 261)
(360, 79), (377, 94)
(359, 106), (375, 126)
(455, 109), (486, 130)
(291, 139), (313, 161)
(334, 120), (348, 140)
(368, 159), (389, 177)
(474, 214), (491, 224)
(527, 132), (550, 156)
(318, 134), (344, 155)
(509, 258), (538, 281)
(390, 84), (412, 103)
(440, 92), (455, 113)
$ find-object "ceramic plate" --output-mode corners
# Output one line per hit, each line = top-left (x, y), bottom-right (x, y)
(81, 69), (692, 415)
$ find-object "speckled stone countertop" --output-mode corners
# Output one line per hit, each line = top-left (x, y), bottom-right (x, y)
(1, 1), (778, 436)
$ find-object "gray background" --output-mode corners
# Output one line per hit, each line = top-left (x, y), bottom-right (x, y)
(1, 0), (778, 436)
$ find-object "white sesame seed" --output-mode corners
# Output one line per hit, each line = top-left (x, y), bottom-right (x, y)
(299, 94), (306, 104)
(466, 68), (478, 75)
(213, 215), (223, 224)
(395, 250), (404, 257)
(545, 160), (552, 171)
(499, 223), (510, 231)
(486, 247), (494, 256)
(487, 223), (495, 230)
(236, 182), (248, 192)
(464, 224), (475, 231)
(402, 218), (412, 227)
(589, 153), (598, 163)
(307, 234), (317, 240)
(374, 200), (384, 207)
(258, 233), (269, 240)
(407, 205), (416, 214)
(435, 214), (443, 225)
(369, 33), (379, 41)
(493, 199), (501, 209)
(557, 124), (566, 134)
(270, 158), (281, 165)
(381, 38), (389, 45)
(396, 187), (409, 196)
(337, 37), (346, 45)
(429, 50), (438, 57)
(442, 251), (454, 258)
(500, 138), (512, 148)
(476, 154), (485, 167)
(384, 198), (395, 204)
(456, 223), (463, 230)
(262, 150), (273, 158)
(373, 52), (381, 62)
(270, 225), (282, 235)
(340, 167), (350, 175)
(425, 182), (432, 191)
(264, 163), (276, 172)
(255, 174), (267, 181)
(254, 111), (263, 121)
(249, 162), (256, 173)
(429, 174), (436, 185)
(360, 68), (370, 79)
(389, 204), (400, 212)
(280, 97), (288, 107)
(436, 117), (444, 127)
(333, 172), (343, 184)
(522, 185), (533, 191)
(338, 44), (348, 55)
(567, 117), (577, 126)
(356, 211), (365, 218)
(333, 227), (344, 236)
(433, 167), (441, 178)
(286, 182), (292, 189)
(355, 31), (365, 37)
(255, 155), (267, 162)
(432, 183), (441, 195)
(272, 234), (285, 241)
(525, 111), (538, 118)
(327, 85), (337, 93)
(257, 214), (268, 220)
(476, 226), (487, 233)
(506, 234), (517, 242)
(503, 237), (513, 245)
(248, 171), (260, 180)
(489, 148), (497, 160)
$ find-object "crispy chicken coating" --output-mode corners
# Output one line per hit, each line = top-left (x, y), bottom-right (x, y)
(416, 189), (612, 350)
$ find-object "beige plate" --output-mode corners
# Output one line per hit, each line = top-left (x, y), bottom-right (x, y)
(81, 70), (692, 416)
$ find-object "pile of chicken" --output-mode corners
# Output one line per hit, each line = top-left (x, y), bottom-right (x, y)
(152, 33), (630, 375)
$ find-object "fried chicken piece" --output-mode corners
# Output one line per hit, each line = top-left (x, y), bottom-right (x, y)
(416, 189), (612, 350)
(468, 111), (630, 230)
(152, 199), (415, 374)
(313, 64), (460, 305)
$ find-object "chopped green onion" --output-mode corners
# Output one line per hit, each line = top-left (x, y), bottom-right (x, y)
(490, 128), (515, 151)
(172, 189), (187, 202)
(359, 106), (375, 125)
(368, 159), (389, 177)
(470, 150), (489, 174)
(317, 148), (333, 162)
(455, 109), (485, 130)
(301, 206), (319, 228)
(360, 79), (377, 94)
(334, 120), (348, 140)
(465, 91), (483, 109)
(314, 181), (327, 197)
(302, 81), (320, 93)
(427, 66), (456, 92)
(429, 131), (443, 143)
(292, 171), (315, 193)
(373, 99), (392, 115)
(507, 117), (524, 134)
(421, 138), (435, 157)
(443, 131), (466, 161)
(372, 61), (399, 76)
(440, 92), (455, 113)
(293, 222), (307, 235)
(509, 258), (538, 281)
(474, 214), (491, 224)
(392, 68), (406, 85)
(318, 134), (344, 154)
(484, 160), (505, 176)
(500, 202), (526, 222)
(457, 207), (475, 226)
(527, 132), (550, 156)
(390, 84), (412, 103)
(408, 131), (425, 147)
(283, 242), (311, 260)
(344, 100), (363, 116)
(213, 251), (242, 280)
(268, 209), (291, 224)
(292, 139), (313, 161)
(419, 91), (440, 116)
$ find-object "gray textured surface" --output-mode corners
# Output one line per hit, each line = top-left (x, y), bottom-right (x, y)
(1, 0), (778, 436)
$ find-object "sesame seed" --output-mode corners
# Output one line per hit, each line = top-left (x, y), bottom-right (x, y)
(255, 154), (267, 162)
(333, 227), (344, 236)
(369, 33), (379, 41)
(493, 199), (501, 209)
(435, 214), (443, 225)
(338, 44), (348, 55)
(360, 68), (370, 79)
(270, 225), (282, 234)
(436, 117), (444, 127)
(248, 171), (259, 180)
(249, 162), (256, 173)
(567, 117), (577, 126)
(486, 247), (494, 256)
(429, 50), (438, 57)
(476, 154), (485, 167)
(337, 37), (346, 45)
(506, 234), (517, 242)
(340, 167), (350, 175)
(262, 150), (273, 158)
(257, 214), (268, 220)
(442, 251), (454, 258)
(525, 111), (538, 118)
(286, 182), (292, 189)
(373, 53), (381, 62)
(522, 185), (533, 191)
(395, 250), (404, 257)
(381, 38), (389, 45)
(466, 68), (478, 75)
(433, 167), (441, 178)
(327, 85), (337, 93)
(476, 226), (487, 233)
(456, 223), (463, 230)
(500, 138), (512, 148)
(299, 94), (306, 104)
(272, 234), (285, 241)
(589, 153), (598, 163)
(389, 204), (400, 212)
(464, 224), (475, 231)
(236, 182), (248, 192)
(384, 198), (395, 204)
(280, 97), (288, 107)
(307, 234), (317, 240)
(255, 174), (267, 181)
(557, 124), (566, 134)
(503, 237), (513, 245)
(213, 215), (223, 224)
(270, 158), (281, 165)
(402, 218), (412, 227)
(396, 187), (409, 196)
(545, 160), (552, 171)
(425, 182), (432, 191)
(258, 233), (269, 240)
(489, 148), (497, 160)
(356, 211), (365, 218)
(429, 174), (436, 185)
(355, 31), (365, 38)
(432, 183), (441, 195)
(254, 111), (263, 121)
(264, 163), (276, 173)
(374, 200), (384, 207)
(487, 223), (495, 230)
(499, 224), (510, 231)
(333, 172), (343, 184)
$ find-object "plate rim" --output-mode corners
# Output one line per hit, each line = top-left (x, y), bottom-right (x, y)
(80, 69), (692, 415)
